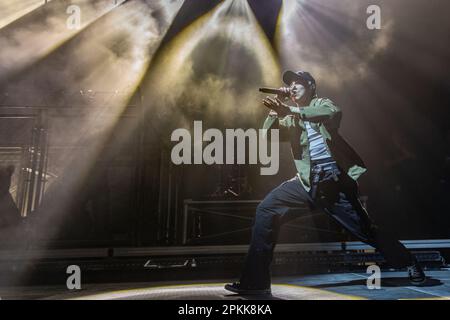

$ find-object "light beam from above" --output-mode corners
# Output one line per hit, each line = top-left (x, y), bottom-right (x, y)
(0, 0), (45, 30)
(0, 0), (128, 83)
(2, 1), (184, 285)
(143, 0), (281, 121)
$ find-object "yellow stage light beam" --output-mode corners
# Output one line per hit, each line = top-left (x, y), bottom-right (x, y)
(0, 0), (45, 30)
(143, 0), (281, 122)
(31, 0), (184, 213)
(3, 1), (184, 285)
(0, 0), (128, 83)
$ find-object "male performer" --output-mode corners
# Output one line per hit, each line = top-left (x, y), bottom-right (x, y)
(225, 70), (426, 295)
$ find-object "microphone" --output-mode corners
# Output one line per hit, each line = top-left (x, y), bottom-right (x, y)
(259, 87), (291, 97)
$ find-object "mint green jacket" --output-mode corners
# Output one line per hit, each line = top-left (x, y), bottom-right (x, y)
(263, 97), (367, 192)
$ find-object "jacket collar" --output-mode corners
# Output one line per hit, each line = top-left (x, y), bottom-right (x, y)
(295, 97), (318, 108)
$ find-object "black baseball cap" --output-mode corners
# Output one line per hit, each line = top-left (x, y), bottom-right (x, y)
(282, 70), (316, 90)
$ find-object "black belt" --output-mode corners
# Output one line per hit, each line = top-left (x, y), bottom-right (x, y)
(310, 159), (339, 200)
(311, 157), (336, 167)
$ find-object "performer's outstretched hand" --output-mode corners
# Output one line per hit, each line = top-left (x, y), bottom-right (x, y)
(263, 96), (290, 117)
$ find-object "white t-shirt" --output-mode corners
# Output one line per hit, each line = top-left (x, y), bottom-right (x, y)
(304, 121), (334, 163)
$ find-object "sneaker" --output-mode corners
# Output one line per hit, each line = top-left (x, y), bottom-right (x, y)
(407, 262), (426, 285)
(224, 282), (271, 295)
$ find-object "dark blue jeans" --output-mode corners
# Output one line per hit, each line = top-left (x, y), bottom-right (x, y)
(239, 164), (413, 288)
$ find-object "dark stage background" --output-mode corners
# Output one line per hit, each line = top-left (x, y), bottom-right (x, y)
(0, 0), (449, 249)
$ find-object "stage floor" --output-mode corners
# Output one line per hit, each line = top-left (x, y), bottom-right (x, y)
(1, 269), (449, 300)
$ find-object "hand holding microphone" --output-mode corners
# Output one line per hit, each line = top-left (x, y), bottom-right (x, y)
(260, 86), (291, 117)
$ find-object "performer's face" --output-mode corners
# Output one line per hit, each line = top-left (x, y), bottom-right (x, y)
(290, 81), (306, 103)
